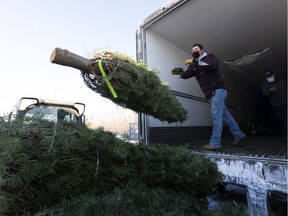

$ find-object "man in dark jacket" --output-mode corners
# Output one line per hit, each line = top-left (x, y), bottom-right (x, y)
(172, 44), (246, 149)
(262, 71), (287, 139)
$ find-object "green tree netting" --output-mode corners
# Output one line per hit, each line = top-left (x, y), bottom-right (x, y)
(79, 51), (188, 123)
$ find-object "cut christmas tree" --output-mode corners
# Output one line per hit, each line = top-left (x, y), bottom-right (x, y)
(0, 119), (223, 215)
(50, 48), (188, 123)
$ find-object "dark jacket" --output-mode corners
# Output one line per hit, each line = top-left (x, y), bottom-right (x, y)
(180, 53), (225, 99)
(262, 78), (287, 106)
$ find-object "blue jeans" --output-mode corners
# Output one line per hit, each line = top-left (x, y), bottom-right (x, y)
(273, 104), (287, 137)
(209, 89), (245, 146)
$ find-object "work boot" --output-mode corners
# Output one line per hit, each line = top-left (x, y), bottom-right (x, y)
(204, 144), (221, 150)
(232, 135), (247, 145)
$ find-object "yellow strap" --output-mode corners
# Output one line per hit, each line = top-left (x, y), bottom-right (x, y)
(98, 58), (118, 98)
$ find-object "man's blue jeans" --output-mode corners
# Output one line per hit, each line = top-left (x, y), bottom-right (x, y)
(209, 89), (245, 146)
(273, 104), (287, 137)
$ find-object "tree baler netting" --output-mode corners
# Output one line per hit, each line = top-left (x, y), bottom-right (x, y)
(50, 48), (188, 123)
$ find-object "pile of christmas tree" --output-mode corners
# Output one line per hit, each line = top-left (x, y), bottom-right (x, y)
(0, 119), (222, 215)
(51, 48), (188, 123)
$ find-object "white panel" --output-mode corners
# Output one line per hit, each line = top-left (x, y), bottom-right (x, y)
(145, 31), (205, 97)
(148, 96), (212, 127)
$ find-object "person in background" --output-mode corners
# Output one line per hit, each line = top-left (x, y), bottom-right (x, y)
(262, 71), (287, 140)
(172, 44), (246, 150)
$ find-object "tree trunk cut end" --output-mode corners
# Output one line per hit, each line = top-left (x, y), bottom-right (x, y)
(50, 47), (94, 74)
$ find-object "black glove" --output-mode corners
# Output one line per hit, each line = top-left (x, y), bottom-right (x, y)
(269, 87), (276, 94)
(171, 67), (183, 75)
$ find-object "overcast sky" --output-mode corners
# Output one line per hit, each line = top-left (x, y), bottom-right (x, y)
(0, 0), (168, 122)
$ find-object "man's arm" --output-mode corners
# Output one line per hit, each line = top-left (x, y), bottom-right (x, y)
(262, 82), (275, 96)
(180, 62), (197, 79)
(200, 54), (219, 71)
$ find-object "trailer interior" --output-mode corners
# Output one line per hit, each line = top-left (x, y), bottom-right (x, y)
(138, 0), (287, 156)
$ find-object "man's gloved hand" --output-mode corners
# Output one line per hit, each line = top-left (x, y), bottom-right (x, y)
(184, 59), (193, 64)
(184, 58), (198, 65)
(171, 67), (183, 75)
(269, 87), (276, 93)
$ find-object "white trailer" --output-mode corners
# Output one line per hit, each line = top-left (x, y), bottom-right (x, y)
(136, 0), (287, 215)
(136, 0), (286, 145)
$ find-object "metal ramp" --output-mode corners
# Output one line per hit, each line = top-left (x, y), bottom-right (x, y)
(189, 135), (287, 159)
